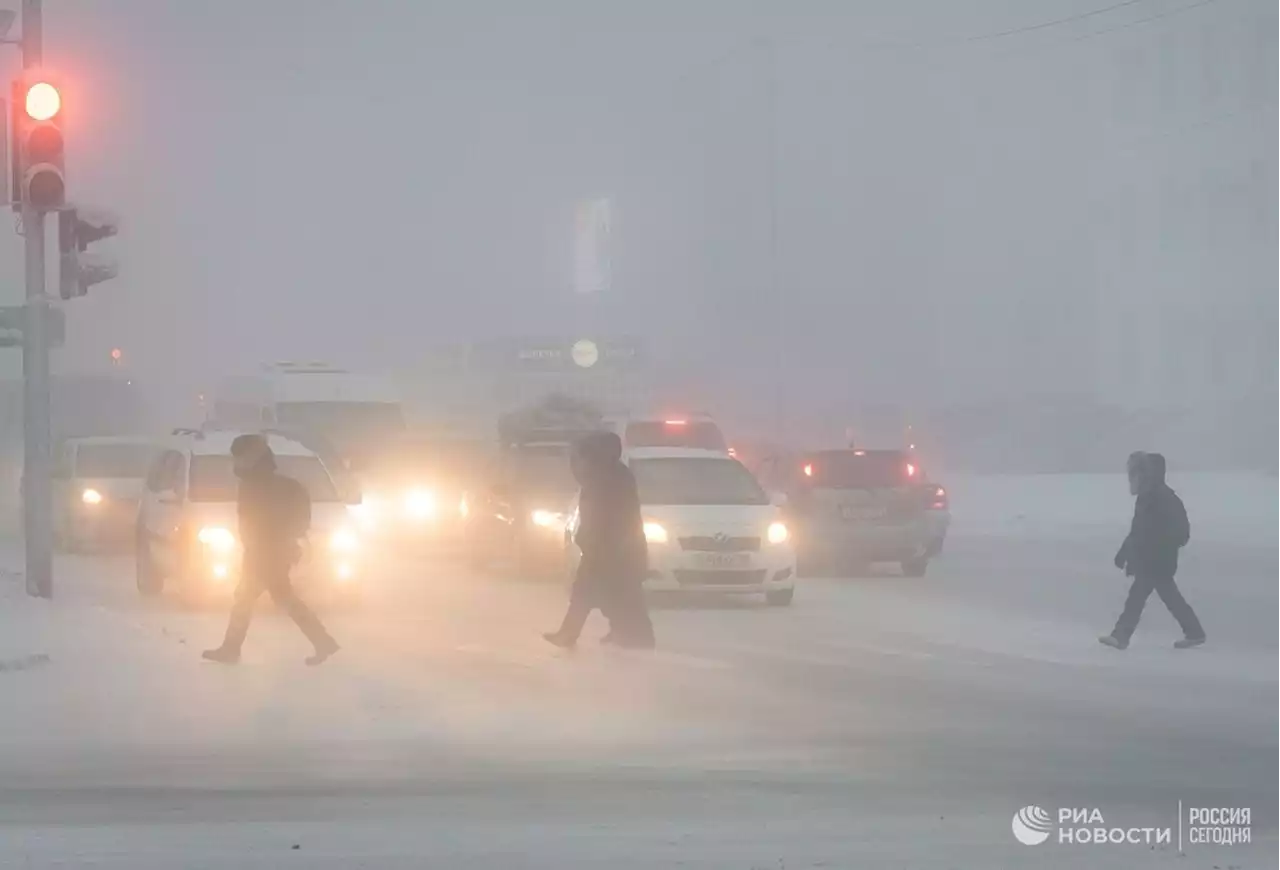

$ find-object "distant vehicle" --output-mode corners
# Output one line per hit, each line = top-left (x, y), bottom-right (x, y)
(768, 449), (950, 577)
(134, 429), (363, 602)
(205, 362), (407, 466)
(51, 436), (161, 553)
(565, 447), (796, 606)
(606, 413), (729, 454)
(353, 433), (491, 545)
(462, 440), (581, 577)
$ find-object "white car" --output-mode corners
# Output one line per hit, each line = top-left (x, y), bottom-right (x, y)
(134, 429), (363, 601)
(52, 435), (161, 553)
(566, 448), (796, 606)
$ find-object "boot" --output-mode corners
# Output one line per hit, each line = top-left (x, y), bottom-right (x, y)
(305, 640), (340, 667)
(202, 646), (241, 664)
(542, 631), (576, 651)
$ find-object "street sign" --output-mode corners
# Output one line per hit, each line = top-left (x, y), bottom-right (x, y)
(0, 305), (65, 348)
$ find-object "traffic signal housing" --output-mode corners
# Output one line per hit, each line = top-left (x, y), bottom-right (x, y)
(59, 206), (119, 300)
(11, 72), (65, 212)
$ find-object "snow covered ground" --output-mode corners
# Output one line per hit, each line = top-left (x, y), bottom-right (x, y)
(0, 474), (1273, 868)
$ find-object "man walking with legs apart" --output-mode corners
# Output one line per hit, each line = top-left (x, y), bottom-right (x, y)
(204, 434), (340, 666)
(545, 431), (654, 650)
(1100, 452), (1205, 650)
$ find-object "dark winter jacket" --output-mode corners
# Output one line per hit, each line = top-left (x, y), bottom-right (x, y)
(237, 455), (311, 567)
(1115, 453), (1190, 578)
(574, 432), (648, 584)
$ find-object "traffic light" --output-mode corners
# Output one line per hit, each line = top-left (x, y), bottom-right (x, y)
(11, 72), (65, 212)
(58, 206), (119, 300)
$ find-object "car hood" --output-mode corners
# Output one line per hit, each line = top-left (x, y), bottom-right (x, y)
(640, 503), (781, 534)
(182, 501), (356, 537)
(73, 478), (146, 500)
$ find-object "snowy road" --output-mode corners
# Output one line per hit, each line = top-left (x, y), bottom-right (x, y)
(0, 526), (1274, 868)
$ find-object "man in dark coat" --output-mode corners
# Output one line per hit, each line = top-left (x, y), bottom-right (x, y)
(544, 431), (655, 650)
(203, 434), (340, 666)
(1100, 452), (1205, 650)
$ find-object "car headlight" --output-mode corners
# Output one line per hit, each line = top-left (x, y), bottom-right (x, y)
(531, 509), (565, 529)
(404, 489), (437, 520)
(329, 527), (360, 553)
(767, 521), (789, 545)
(197, 526), (236, 553)
(81, 488), (103, 506)
(643, 521), (668, 544)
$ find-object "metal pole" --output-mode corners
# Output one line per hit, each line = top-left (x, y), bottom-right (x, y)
(21, 0), (52, 599)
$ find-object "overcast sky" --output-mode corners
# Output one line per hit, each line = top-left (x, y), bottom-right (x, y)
(0, 0), (1274, 428)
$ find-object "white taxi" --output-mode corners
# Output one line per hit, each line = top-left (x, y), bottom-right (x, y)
(134, 429), (363, 601)
(566, 448), (795, 606)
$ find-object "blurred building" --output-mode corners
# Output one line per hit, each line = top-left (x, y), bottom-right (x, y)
(1087, 3), (1276, 412)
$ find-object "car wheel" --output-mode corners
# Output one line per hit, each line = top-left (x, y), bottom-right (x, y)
(766, 588), (795, 607)
(135, 525), (164, 596)
(900, 556), (929, 578)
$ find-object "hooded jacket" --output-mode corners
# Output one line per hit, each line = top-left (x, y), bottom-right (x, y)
(1116, 453), (1190, 578)
(237, 450), (311, 566)
(573, 432), (648, 583)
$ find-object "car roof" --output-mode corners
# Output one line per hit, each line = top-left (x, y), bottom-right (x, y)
(65, 435), (160, 448)
(808, 448), (907, 457)
(176, 430), (320, 458)
(624, 447), (736, 462)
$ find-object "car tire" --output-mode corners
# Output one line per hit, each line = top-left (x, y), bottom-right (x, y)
(766, 588), (795, 607)
(900, 556), (929, 578)
(135, 525), (163, 596)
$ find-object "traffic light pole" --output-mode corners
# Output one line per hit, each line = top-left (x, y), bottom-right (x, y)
(21, 0), (53, 599)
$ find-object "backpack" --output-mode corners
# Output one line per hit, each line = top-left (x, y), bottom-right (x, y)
(280, 475), (312, 540)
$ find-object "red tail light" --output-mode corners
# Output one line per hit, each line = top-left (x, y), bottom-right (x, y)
(928, 486), (948, 510)
(906, 463), (917, 478)
(802, 463), (813, 478)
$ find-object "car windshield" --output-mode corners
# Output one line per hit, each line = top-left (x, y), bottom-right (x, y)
(188, 455), (341, 503)
(631, 457), (768, 506)
(275, 402), (406, 452)
(74, 444), (156, 479)
(625, 421), (726, 451)
(509, 447), (576, 494)
(806, 451), (915, 488)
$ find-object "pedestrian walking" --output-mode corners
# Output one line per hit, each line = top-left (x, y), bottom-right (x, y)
(544, 431), (654, 650)
(203, 434), (340, 666)
(1100, 452), (1205, 650)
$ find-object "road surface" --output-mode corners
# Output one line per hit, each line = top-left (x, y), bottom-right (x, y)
(0, 529), (1273, 868)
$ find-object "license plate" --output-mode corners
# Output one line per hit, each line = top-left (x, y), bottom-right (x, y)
(694, 553), (751, 569)
(841, 505), (887, 521)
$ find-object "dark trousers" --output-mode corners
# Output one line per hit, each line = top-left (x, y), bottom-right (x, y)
(220, 559), (335, 653)
(1112, 571), (1204, 642)
(556, 567), (654, 647)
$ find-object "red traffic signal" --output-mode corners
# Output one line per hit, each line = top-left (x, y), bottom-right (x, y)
(24, 81), (61, 122)
(11, 73), (66, 212)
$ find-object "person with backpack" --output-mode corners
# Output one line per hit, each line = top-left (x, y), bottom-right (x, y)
(1100, 452), (1205, 650)
(203, 434), (340, 666)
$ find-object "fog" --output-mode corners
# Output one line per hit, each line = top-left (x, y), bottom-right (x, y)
(0, 0), (1275, 466)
